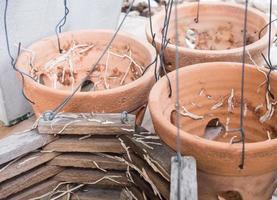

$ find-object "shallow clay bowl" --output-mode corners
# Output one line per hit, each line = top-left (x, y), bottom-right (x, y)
(146, 2), (272, 71)
(149, 62), (277, 176)
(17, 30), (156, 116)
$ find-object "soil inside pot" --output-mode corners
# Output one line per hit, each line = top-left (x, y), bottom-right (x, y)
(29, 41), (145, 92)
(169, 20), (259, 50)
(171, 87), (277, 143)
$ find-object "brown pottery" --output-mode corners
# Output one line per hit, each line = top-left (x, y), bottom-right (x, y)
(149, 62), (277, 199)
(16, 30), (156, 117)
(146, 2), (273, 71)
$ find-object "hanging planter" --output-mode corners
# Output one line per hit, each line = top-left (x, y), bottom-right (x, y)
(146, 2), (272, 71)
(148, 62), (277, 199)
(16, 30), (156, 118)
(0, 0), (123, 126)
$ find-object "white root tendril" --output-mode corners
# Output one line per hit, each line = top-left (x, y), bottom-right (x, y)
(247, 50), (276, 123)
(225, 117), (231, 134)
(101, 120), (114, 125)
(243, 103), (248, 117)
(109, 50), (144, 74)
(229, 135), (238, 144)
(118, 138), (132, 161)
(255, 104), (263, 112)
(79, 134), (92, 140)
(44, 43), (93, 71)
(104, 50), (110, 89)
(120, 50), (133, 85)
(227, 89), (235, 113)
(267, 131), (272, 140)
(259, 90), (275, 123)
(211, 100), (224, 111)
(57, 120), (82, 134)
(178, 106), (204, 120)
(121, 128), (135, 132)
(18, 156), (39, 166)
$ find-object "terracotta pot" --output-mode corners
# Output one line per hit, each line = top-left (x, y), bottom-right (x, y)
(148, 62), (277, 199)
(16, 30), (156, 117)
(146, 2), (273, 71)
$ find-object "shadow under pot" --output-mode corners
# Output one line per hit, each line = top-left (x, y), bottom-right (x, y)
(16, 30), (156, 122)
(146, 2), (273, 71)
(148, 62), (277, 200)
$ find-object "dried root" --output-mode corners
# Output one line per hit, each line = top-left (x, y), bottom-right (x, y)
(227, 89), (235, 113)
(178, 106), (204, 120)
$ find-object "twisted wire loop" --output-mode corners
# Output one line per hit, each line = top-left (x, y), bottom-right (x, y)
(43, 0), (137, 121)
(55, 0), (69, 53)
(3, 0), (35, 104)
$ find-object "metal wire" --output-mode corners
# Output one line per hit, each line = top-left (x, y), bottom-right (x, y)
(258, 18), (277, 40)
(173, 0), (182, 199)
(159, 0), (174, 97)
(263, 0), (275, 100)
(55, 0), (69, 53)
(237, 0), (249, 169)
(44, 0), (136, 120)
(147, 0), (159, 81)
(3, 0), (35, 104)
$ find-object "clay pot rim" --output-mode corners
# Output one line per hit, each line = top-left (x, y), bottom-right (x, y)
(146, 2), (272, 54)
(148, 62), (277, 152)
(17, 29), (156, 97)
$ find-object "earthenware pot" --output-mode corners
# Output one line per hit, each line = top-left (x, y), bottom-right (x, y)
(0, 0), (123, 126)
(146, 2), (273, 71)
(149, 62), (277, 199)
(16, 30), (156, 118)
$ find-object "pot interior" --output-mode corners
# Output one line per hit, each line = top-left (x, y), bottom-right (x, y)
(17, 31), (151, 92)
(155, 3), (267, 50)
(164, 63), (277, 143)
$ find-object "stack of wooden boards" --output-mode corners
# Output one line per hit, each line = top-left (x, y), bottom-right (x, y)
(120, 127), (175, 200)
(0, 113), (175, 200)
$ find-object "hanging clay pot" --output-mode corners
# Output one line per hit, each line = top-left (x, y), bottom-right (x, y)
(148, 62), (277, 199)
(16, 30), (156, 120)
(146, 2), (273, 71)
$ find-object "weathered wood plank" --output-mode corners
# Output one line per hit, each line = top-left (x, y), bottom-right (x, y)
(38, 113), (136, 135)
(48, 153), (127, 170)
(0, 130), (55, 165)
(43, 136), (124, 153)
(120, 128), (174, 181)
(0, 165), (63, 199)
(0, 152), (59, 183)
(129, 171), (161, 200)
(54, 168), (130, 187)
(120, 186), (145, 200)
(127, 153), (170, 199)
(71, 187), (122, 200)
(170, 156), (198, 200)
(9, 179), (59, 200)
